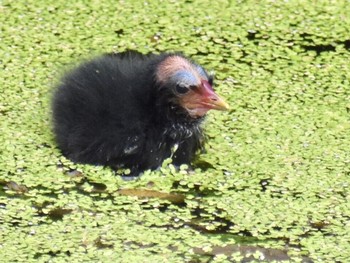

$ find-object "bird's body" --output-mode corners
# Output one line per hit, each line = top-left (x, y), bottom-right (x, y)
(52, 51), (228, 176)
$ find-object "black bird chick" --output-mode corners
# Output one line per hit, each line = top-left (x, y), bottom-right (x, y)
(52, 51), (229, 176)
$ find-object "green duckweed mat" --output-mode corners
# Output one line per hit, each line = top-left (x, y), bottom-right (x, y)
(1, 0), (350, 262)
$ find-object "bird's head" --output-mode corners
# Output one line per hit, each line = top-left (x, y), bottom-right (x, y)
(155, 55), (229, 118)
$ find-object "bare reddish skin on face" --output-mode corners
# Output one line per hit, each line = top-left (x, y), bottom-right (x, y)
(156, 55), (229, 118)
(156, 56), (198, 84)
(180, 79), (229, 117)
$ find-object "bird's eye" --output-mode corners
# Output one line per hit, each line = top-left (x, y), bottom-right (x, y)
(175, 84), (189, 94)
(208, 76), (214, 86)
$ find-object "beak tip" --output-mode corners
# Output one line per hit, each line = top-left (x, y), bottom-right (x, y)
(215, 98), (230, 111)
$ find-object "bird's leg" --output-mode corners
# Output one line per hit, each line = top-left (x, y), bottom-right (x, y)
(120, 166), (143, 181)
(172, 141), (196, 166)
(110, 164), (142, 180)
(120, 173), (142, 181)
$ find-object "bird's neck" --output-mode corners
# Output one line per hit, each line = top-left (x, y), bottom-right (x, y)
(154, 101), (203, 140)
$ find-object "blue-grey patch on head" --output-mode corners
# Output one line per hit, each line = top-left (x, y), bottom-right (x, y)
(195, 64), (209, 79)
(171, 70), (198, 86)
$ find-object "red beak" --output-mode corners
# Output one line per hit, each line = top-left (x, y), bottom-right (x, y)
(180, 80), (229, 117)
(198, 80), (230, 111)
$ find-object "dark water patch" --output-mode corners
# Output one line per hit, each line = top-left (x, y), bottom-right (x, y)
(343, 39), (350, 50)
(302, 44), (336, 55)
(34, 250), (72, 260)
(46, 207), (73, 221)
(114, 28), (124, 35)
(246, 30), (258, 41)
(94, 236), (114, 249)
(259, 178), (270, 192)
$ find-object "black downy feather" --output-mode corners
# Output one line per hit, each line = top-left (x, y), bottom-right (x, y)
(52, 51), (205, 176)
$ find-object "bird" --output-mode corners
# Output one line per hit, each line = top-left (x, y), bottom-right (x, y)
(52, 50), (229, 177)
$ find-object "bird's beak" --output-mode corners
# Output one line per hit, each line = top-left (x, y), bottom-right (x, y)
(180, 79), (229, 117)
(199, 80), (230, 111)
